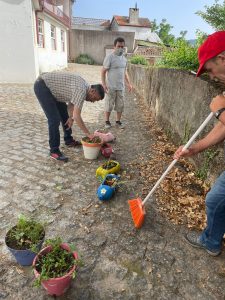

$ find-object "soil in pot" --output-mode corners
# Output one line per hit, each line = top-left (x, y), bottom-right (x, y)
(82, 136), (101, 144)
(102, 161), (117, 170)
(5, 216), (44, 251)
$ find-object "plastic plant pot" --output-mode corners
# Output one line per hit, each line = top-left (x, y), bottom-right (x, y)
(97, 174), (119, 201)
(96, 160), (120, 179)
(81, 136), (102, 160)
(33, 243), (78, 296)
(5, 225), (45, 266)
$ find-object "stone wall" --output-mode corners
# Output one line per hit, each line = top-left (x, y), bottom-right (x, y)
(69, 30), (135, 64)
(128, 64), (225, 179)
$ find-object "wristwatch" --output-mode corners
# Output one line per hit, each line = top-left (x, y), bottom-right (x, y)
(215, 107), (225, 119)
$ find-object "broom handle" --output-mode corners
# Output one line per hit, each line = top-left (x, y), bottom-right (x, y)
(142, 112), (214, 206)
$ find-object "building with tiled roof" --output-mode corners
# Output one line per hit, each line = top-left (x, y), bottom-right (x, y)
(72, 17), (110, 31)
(110, 6), (161, 43)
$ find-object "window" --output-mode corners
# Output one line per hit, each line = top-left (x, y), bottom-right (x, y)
(61, 30), (65, 52)
(51, 25), (56, 50)
(37, 18), (44, 48)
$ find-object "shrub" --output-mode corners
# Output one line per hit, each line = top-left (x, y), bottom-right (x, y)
(130, 55), (148, 66)
(156, 39), (199, 72)
(75, 54), (96, 65)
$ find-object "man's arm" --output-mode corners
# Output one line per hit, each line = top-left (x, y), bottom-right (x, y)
(64, 102), (74, 129)
(72, 106), (91, 137)
(67, 102), (74, 117)
(174, 121), (225, 158)
(101, 67), (108, 93)
(125, 71), (133, 92)
(210, 94), (225, 124)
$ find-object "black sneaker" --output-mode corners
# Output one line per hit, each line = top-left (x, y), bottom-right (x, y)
(184, 232), (221, 256)
(65, 139), (82, 147)
(105, 121), (111, 129)
(116, 121), (125, 129)
(50, 150), (68, 162)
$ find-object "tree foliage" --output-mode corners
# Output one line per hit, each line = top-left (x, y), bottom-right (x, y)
(196, 0), (225, 30)
(156, 31), (206, 72)
(152, 19), (188, 45)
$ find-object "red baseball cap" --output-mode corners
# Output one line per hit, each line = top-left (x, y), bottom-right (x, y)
(197, 31), (225, 77)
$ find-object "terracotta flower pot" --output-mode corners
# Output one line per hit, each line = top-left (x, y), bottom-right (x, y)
(81, 137), (102, 159)
(33, 243), (78, 296)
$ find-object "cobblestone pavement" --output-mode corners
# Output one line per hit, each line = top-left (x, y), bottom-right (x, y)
(0, 64), (225, 300)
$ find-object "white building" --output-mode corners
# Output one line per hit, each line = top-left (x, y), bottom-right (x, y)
(0, 0), (74, 83)
(110, 6), (161, 44)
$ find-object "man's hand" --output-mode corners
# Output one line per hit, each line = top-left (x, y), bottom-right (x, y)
(174, 145), (198, 160)
(65, 117), (74, 130)
(127, 83), (133, 92)
(87, 133), (95, 139)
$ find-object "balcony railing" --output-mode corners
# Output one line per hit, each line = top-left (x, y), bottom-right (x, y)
(39, 0), (71, 28)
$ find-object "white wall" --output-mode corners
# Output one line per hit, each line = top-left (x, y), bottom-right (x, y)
(0, 0), (38, 83)
(36, 15), (68, 73)
(114, 25), (151, 40)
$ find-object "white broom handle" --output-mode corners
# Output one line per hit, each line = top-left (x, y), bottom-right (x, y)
(142, 112), (214, 206)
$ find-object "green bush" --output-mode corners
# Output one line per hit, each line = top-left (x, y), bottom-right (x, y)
(130, 55), (148, 66)
(75, 54), (96, 65)
(156, 39), (199, 72)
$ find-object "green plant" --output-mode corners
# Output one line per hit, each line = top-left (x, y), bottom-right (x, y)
(75, 54), (96, 65)
(156, 31), (207, 72)
(130, 55), (148, 66)
(156, 39), (199, 71)
(82, 136), (101, 143)
(6, 215), (44, 251)
(195, 149), (219, 180)
(181, 121), (191, 145)
(34, 237), (82, 287)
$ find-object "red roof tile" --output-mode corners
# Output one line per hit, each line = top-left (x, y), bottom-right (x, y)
(113, 15), (151, 28)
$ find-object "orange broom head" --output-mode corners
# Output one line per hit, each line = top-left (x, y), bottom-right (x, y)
(128, 198), (146, 229)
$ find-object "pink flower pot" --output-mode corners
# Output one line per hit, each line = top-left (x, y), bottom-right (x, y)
(33, 243), (78, 296)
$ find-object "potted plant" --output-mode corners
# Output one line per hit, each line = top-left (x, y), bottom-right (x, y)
(81, 136), (102, 159)
(33, 237), (81, 296)
(96, 160), (121, 179)
(97, 174), (120, 201)
(5, 215), (45, 266)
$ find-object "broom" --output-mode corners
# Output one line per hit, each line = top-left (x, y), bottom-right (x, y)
(128, 112), (214, 229)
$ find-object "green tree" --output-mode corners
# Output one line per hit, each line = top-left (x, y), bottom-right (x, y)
(156, 31), (207, 72)
(196, 0), (225, 30)
(152, 18), (175, 45)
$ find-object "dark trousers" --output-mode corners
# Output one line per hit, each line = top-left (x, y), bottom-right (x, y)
(34, 78), (73, 153)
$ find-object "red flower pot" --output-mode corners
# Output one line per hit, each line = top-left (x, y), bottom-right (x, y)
(33, 243), (78, 296)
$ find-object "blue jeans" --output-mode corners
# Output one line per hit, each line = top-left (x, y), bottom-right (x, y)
(200, 171), (225, 251)
(34, 78), (74, 152)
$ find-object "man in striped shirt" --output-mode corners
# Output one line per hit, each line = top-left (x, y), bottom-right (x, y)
(34, 72), (105, 162)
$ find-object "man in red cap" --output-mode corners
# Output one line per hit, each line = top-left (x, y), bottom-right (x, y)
(175, 31), (225, 256)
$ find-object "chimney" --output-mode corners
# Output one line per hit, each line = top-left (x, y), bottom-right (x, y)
(129, 4), (139, 25)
